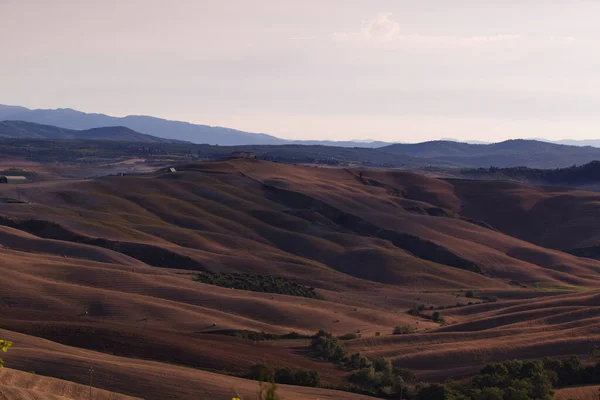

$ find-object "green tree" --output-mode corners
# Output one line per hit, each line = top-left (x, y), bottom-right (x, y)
(393, 367), (416, 384)
(417, 383), (455, 400)
(309, 330), (348, 363)
(248, 364), (275, 382)
(393, 325), (415, 335)
(432, 312), (445, 323)
(502, 387), (531, 400)
(349, 352), (371, 370)
(471, 387), (504, 400)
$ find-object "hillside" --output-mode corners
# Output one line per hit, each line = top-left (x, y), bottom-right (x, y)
(0, 368), (141, 400)
(380, 139), (600, 168)
(0, 120), (173, 143)
(2, 160), (600, 398)
(460, 161), (600, 186)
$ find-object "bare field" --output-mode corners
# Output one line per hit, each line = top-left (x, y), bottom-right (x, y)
(2, 159), (600, 398)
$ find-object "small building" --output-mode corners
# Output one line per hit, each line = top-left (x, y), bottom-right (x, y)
(0, 176), (27, 184)
(231, 151), (256, 159)
(169, 167), (177, 172)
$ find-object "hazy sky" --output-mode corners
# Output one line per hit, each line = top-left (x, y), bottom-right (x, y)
(2, 0), (600, 142)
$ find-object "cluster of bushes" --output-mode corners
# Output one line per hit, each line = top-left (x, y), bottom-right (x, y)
(309, 329), (349, 363)
(349, 357), (415, 398)
(308, 330), (412, 397)
(192, 271), (323, 299)
(542, 355), (600, 386)
(462, 161), (600, 185)
(408, 296), (500, 317)
(302, 330), (600, 400)
(407, 303), (429, 316)
(414, 357), (600, 400)
(247, 364), (320, 388)
(393, 325), (415, 335)
(408, 305), (446, 324)
(204, 329), (312, 341)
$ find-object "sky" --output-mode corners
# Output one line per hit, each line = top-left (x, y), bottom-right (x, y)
(2, 0), (600, 142)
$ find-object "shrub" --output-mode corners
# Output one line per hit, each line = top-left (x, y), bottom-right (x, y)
(278, 332), (311, 340)
(393, 367), (416, 383)
(248, 364), (275, 382)
(293, 370), (320, 387)
(205, 330), (312, 341)
(339, 332), (360, 340)
(247, 364), (320, 388)
(0, 340), (12, 368)
(309, 330), (348, 363)
(192, 272), (323, 299)
(393, 325), (415, 335)
(432, 312), (445, 323)
(472, 386), (504, 400)
(417, 383), (454, 400)
(466, 290), (475, 298)
(408, 303), (427, 316)
(349, 352), (371, 370)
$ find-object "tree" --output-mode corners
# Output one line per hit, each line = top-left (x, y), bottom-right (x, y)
(432, 312), (445, 323)
(590, 345), (600, 362)
(372, 357), (393, 374)
(394, 325), (414, 335)
(309, 330), (348, 363)
(248, 364), (275, 382)
(349, 352), (371, 370)
(502, 387), (530, 400)
(294, 370), (320, 387)
(393, 367), (416, 384)
(0, 340), (12, 368)
(417, 383), (454, 400)
(471, 387), (504, 400)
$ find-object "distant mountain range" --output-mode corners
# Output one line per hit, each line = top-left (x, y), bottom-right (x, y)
(3, 104), (600, 149)
(0, 120), (172, 143)
(378, 139), (600, 168)
(0, 133), (597, 170)
(0, 104), (388, 147)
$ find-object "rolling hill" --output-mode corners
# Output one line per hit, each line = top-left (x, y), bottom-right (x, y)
(0, 120), (173, 143)
(380, 139), (600, 168)
(2, 160), (600, 398)
(460, 161), (600, 187)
